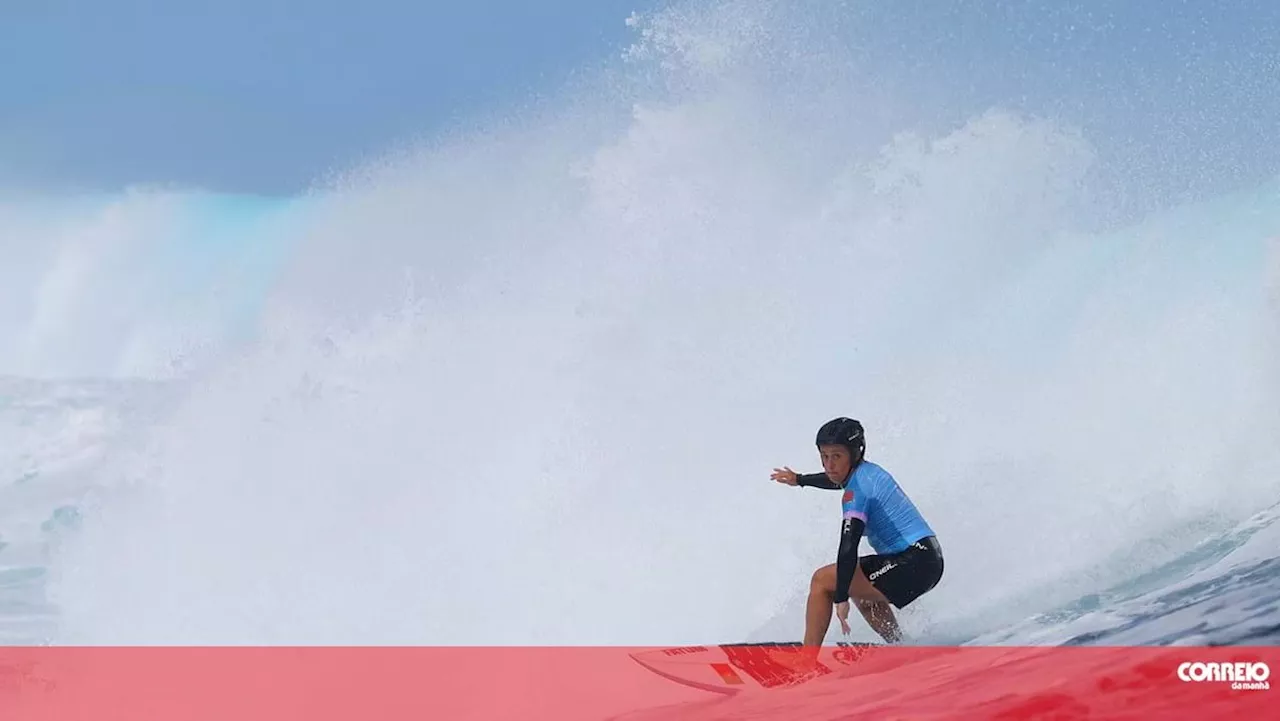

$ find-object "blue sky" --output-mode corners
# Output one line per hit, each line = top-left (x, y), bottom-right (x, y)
(2, 0), (662, 194)
(4, 0), (1278, 201)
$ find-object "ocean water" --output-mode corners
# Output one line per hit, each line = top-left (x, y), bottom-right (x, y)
(2, 0), (1278, 648)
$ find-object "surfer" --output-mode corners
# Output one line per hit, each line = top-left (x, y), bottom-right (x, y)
(771, 418), (943, 645)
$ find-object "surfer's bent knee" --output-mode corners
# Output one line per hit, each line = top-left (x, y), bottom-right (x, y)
(809, 564), (835, 592)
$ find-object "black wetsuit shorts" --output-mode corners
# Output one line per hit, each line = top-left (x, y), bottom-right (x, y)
(860, 535), (943, 608)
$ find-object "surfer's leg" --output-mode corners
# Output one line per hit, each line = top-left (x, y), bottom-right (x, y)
(849, 565), (903, 643)
(806, 562), (903, 644)
(804, 564), (838, 646)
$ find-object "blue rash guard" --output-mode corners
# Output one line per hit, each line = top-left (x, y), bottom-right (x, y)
(798, 460), (935, 604)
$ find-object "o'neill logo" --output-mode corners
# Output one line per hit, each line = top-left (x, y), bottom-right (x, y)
(1177, 661), (1270, 691)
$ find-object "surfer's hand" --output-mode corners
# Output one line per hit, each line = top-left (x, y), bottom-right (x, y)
(835, 601), (851, 635)
(771, 467), (798, 485)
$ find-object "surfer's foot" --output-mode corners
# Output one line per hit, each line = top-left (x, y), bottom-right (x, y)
(766, 644), (823, 676)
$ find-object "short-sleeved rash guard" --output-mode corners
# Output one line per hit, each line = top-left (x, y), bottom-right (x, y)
(839, 461), (934, 555)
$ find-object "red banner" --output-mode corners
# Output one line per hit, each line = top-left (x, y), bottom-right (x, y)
(1, 645), (1274, 720)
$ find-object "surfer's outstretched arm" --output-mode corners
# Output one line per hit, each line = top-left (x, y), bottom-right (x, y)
(796, 472), (842, 490)
(770, 467), (841, 489)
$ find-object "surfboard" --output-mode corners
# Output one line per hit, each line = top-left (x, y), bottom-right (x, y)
(628, 641), (883, 695)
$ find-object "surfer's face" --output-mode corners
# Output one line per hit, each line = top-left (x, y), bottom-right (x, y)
(818, 444), (853, 484)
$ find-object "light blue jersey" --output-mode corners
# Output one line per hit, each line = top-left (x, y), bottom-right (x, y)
(840, 460), (935, 554)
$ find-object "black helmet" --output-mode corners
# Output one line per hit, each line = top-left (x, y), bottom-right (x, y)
(816, 417), (865, 455)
